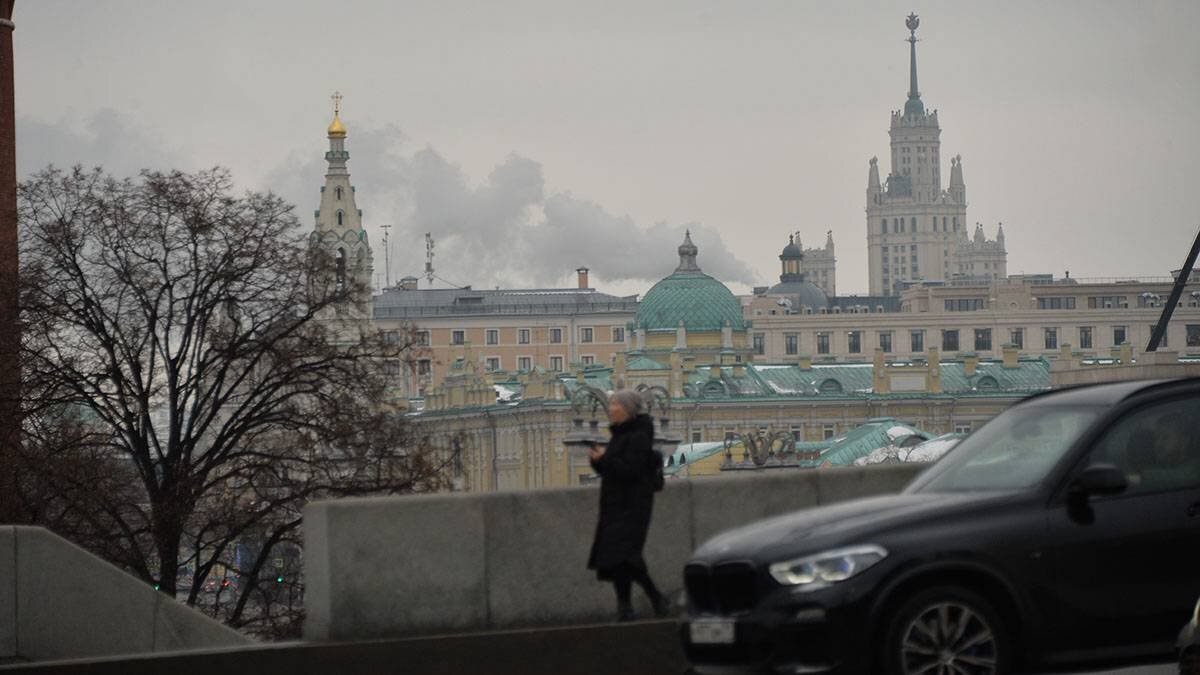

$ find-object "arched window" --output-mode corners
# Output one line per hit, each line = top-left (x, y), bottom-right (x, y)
(336, 210), (344, 226)
(976, 376), (999, 391)
(335, 186), (343, 200)
(335, 248), (346, 292)
(819, 379), (843, 395)
(881, 219), (888, 234)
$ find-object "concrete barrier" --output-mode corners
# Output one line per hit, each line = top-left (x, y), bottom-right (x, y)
(304, 463), (924, 641)
(0, 526), (250, 663)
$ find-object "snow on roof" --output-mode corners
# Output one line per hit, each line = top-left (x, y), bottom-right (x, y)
(904, 435), (963, 463)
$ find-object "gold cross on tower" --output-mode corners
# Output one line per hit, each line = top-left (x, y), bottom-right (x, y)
(331, 91), (343, 116)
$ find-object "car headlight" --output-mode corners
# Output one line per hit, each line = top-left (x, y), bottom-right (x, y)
(768, 545), (887, 589)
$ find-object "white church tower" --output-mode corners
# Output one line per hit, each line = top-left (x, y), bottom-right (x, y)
(865, 14), (1004, 295)
(312, 92), (374, 323)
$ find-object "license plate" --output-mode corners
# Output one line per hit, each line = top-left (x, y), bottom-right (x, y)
(689, 618), (736, 644)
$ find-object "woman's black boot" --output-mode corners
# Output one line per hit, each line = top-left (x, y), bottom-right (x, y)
(617, 599), (636, 622)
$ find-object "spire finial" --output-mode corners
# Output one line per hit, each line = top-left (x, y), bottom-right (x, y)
(675, 231), (700, 273)
(903, 13), (925, 116)
(328, 91), (347, 138)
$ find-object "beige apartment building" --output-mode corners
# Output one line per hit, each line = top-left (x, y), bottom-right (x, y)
(373, 271), (638, 398)
(747, 275), (1200, 362)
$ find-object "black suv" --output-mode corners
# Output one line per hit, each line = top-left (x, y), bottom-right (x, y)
(681, 379), (1200, 674)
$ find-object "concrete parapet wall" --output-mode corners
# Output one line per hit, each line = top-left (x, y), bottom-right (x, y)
(303, 464), (924, 641)
(0, 526), (250, 663)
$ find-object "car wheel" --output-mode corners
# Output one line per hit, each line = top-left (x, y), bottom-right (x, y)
(1181, 646), (1200, 675)
(882, 585), (1011, 675)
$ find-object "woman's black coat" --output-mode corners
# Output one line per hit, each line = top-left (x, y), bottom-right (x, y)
(587, 414), (657, 579)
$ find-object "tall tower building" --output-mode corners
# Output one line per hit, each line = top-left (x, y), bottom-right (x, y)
(798, 230), (836, 297)
(312, 92), (374, 321)
(866, 14), (981, 296)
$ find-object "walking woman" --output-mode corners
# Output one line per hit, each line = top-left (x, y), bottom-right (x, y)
(586, 389), (668, 622)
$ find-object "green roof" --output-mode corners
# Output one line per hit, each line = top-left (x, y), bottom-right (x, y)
(635, 270), (745, 332)
(809, 418), (933, 468)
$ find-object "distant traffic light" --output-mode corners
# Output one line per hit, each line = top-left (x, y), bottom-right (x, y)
(275, 574), (284, 584)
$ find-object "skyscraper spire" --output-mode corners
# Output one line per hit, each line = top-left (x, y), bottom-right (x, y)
(904, 13), (925, 117)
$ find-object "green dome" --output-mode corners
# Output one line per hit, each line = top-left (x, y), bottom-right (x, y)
(635, 232), (745, 332)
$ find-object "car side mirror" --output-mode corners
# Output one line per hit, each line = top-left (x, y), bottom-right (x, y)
(1072, 463), (1129, 497)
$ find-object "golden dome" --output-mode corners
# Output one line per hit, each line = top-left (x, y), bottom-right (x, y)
(327, 113), (347, 138)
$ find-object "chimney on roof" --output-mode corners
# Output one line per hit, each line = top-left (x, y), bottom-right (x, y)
(576, 267), (590, 289)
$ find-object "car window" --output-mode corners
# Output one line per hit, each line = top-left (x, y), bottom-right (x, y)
(914, 406), (1101, 492)
(1088, 396), (1200, 496)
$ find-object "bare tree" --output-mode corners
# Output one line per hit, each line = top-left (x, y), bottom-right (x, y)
(16, 166), (448, 637)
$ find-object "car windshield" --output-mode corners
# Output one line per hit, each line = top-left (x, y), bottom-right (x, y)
(910, 405), (1102, 492)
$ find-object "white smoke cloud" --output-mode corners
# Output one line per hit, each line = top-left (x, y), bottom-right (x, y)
(264, 124), (758, 290)
(18, 111), (758, 291)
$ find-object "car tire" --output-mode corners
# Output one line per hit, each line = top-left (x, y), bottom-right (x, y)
(881, 585), (1012, 675)
(1181, 646), (1200, 675)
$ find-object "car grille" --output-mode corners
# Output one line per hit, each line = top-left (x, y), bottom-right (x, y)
(685, 561), (759, 614)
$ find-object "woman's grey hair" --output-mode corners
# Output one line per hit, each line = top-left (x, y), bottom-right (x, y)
(609, 389), (646, 417)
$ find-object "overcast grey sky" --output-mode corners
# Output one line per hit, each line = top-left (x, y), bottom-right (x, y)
(13, 1), (1200, 296)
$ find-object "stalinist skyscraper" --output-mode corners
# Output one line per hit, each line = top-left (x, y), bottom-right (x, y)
(866, 14), (1005, 296)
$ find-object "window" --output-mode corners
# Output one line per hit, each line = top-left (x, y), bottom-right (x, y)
(549, 356), (563, 371)
(911, 330), (924, 353)
(822, 424), (836, 440)
(974, 328), (992, 352)
(1037, 297), (1077, 310)
(612, 327), (625, 343)
(384, 361), (402, 376)
(416, 330), (430, 347)
(1079, 326), (1094, 349)
(724, 427), (737, 441)
(753, 333), (765, 355)
(1088, 396), (1200, 496)
(336, 210), (344, 226)
(1113, 325), (1127, 346)
(847, 331), (862, 354)
(1157, 325), (1168, 348)
(417, 359), (432, 376)
(383, 330), (399, 344)
(1044, 327), (1058, 350)
(1089, 296), (1128, 309)
(582, 355), (595, 365)
(954, 423), (972, 435)
(879, 331), (893, 353)
(1010, 328), (1024, 349)
(518, 356), (532, 371)
(549, 328), (563, 344)
(485, 357), (500, 372)
(942, 330), (959, 352)
(335, 186), (343, 200)
(486, 329), (499, 345)
(790, 426), (803, 442)
(881, 219), (888, 234)
(785, 334), (799, 355)
(945, 298), (986, 312)
(518, 329), (531, 345)
(580, 327), (594, 343)
(910, 217), (917, 231)
(1188, 325), (1200, 347)
(691, 430), (703, 444)
(451, 330), (465, 346)
(817, 333), (830, 355)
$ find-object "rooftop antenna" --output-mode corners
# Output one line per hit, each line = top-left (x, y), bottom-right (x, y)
(380, 224), (392, 289)
(424, 232), (436, 286)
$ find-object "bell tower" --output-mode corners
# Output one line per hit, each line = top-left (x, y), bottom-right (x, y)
(312, 92), (374, 320)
